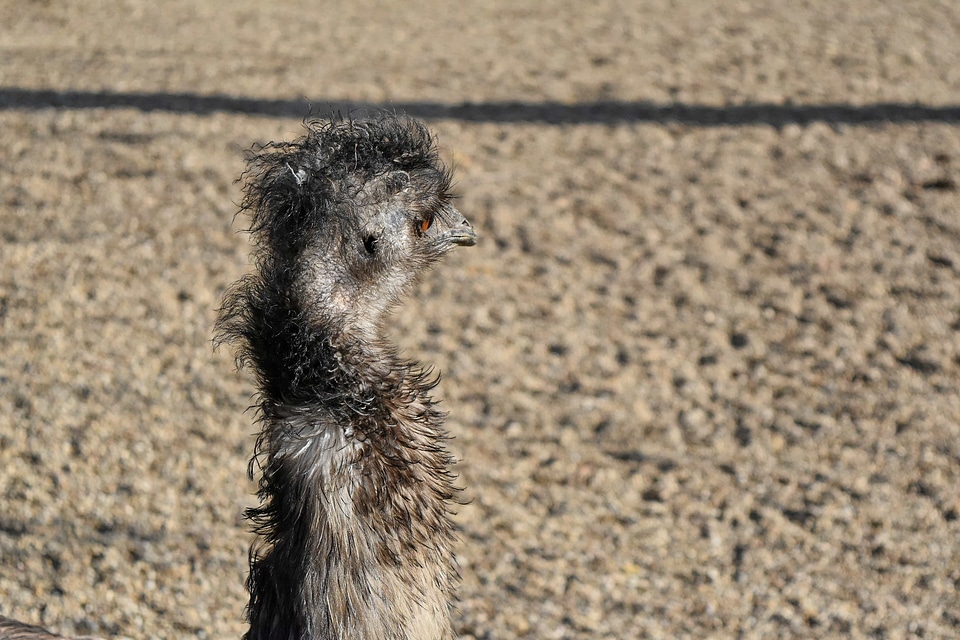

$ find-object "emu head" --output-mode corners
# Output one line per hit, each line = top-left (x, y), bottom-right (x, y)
(241, 114), (476, 338)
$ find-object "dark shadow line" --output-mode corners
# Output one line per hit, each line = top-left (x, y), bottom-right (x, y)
(1, 87), (959, 126)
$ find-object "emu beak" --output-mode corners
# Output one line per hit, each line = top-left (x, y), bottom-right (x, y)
(435, 207), (478, 248)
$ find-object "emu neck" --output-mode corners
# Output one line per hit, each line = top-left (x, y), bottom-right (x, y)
(243, 295), (458, 640)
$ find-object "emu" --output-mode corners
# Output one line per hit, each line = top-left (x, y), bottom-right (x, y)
(0, 113), (476, 640)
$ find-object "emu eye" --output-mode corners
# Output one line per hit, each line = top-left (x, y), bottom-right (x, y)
(419, 216), (434, 234)
(363, 234), (377, 254)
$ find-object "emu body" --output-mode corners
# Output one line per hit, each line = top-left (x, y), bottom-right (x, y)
(218, 114), (476, 640)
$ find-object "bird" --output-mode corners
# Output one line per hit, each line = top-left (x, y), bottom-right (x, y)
(217, 112), (477, 640)
(0, 113), (477, 640)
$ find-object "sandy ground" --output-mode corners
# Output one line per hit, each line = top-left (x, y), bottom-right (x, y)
(1, 1), (959, 638)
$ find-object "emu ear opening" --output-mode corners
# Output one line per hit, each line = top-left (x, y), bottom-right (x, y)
(363, 233), (378, 255)
(384, 171), (410, 196)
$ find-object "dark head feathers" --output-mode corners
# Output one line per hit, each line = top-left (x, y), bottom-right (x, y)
(216, 113), (461, 402)
(240, 113), (453, 252)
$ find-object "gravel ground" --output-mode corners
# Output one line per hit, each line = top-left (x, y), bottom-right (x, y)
(1, 1), (959, 638)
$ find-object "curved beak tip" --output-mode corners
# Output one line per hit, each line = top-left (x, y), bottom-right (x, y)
(450, 228), (478, 247)
(433, 206), (478, 247)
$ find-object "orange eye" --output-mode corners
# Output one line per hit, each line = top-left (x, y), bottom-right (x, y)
(420, 217), (433, 233)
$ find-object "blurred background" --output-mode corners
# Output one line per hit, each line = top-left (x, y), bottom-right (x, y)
(1, 1), (958, 638)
